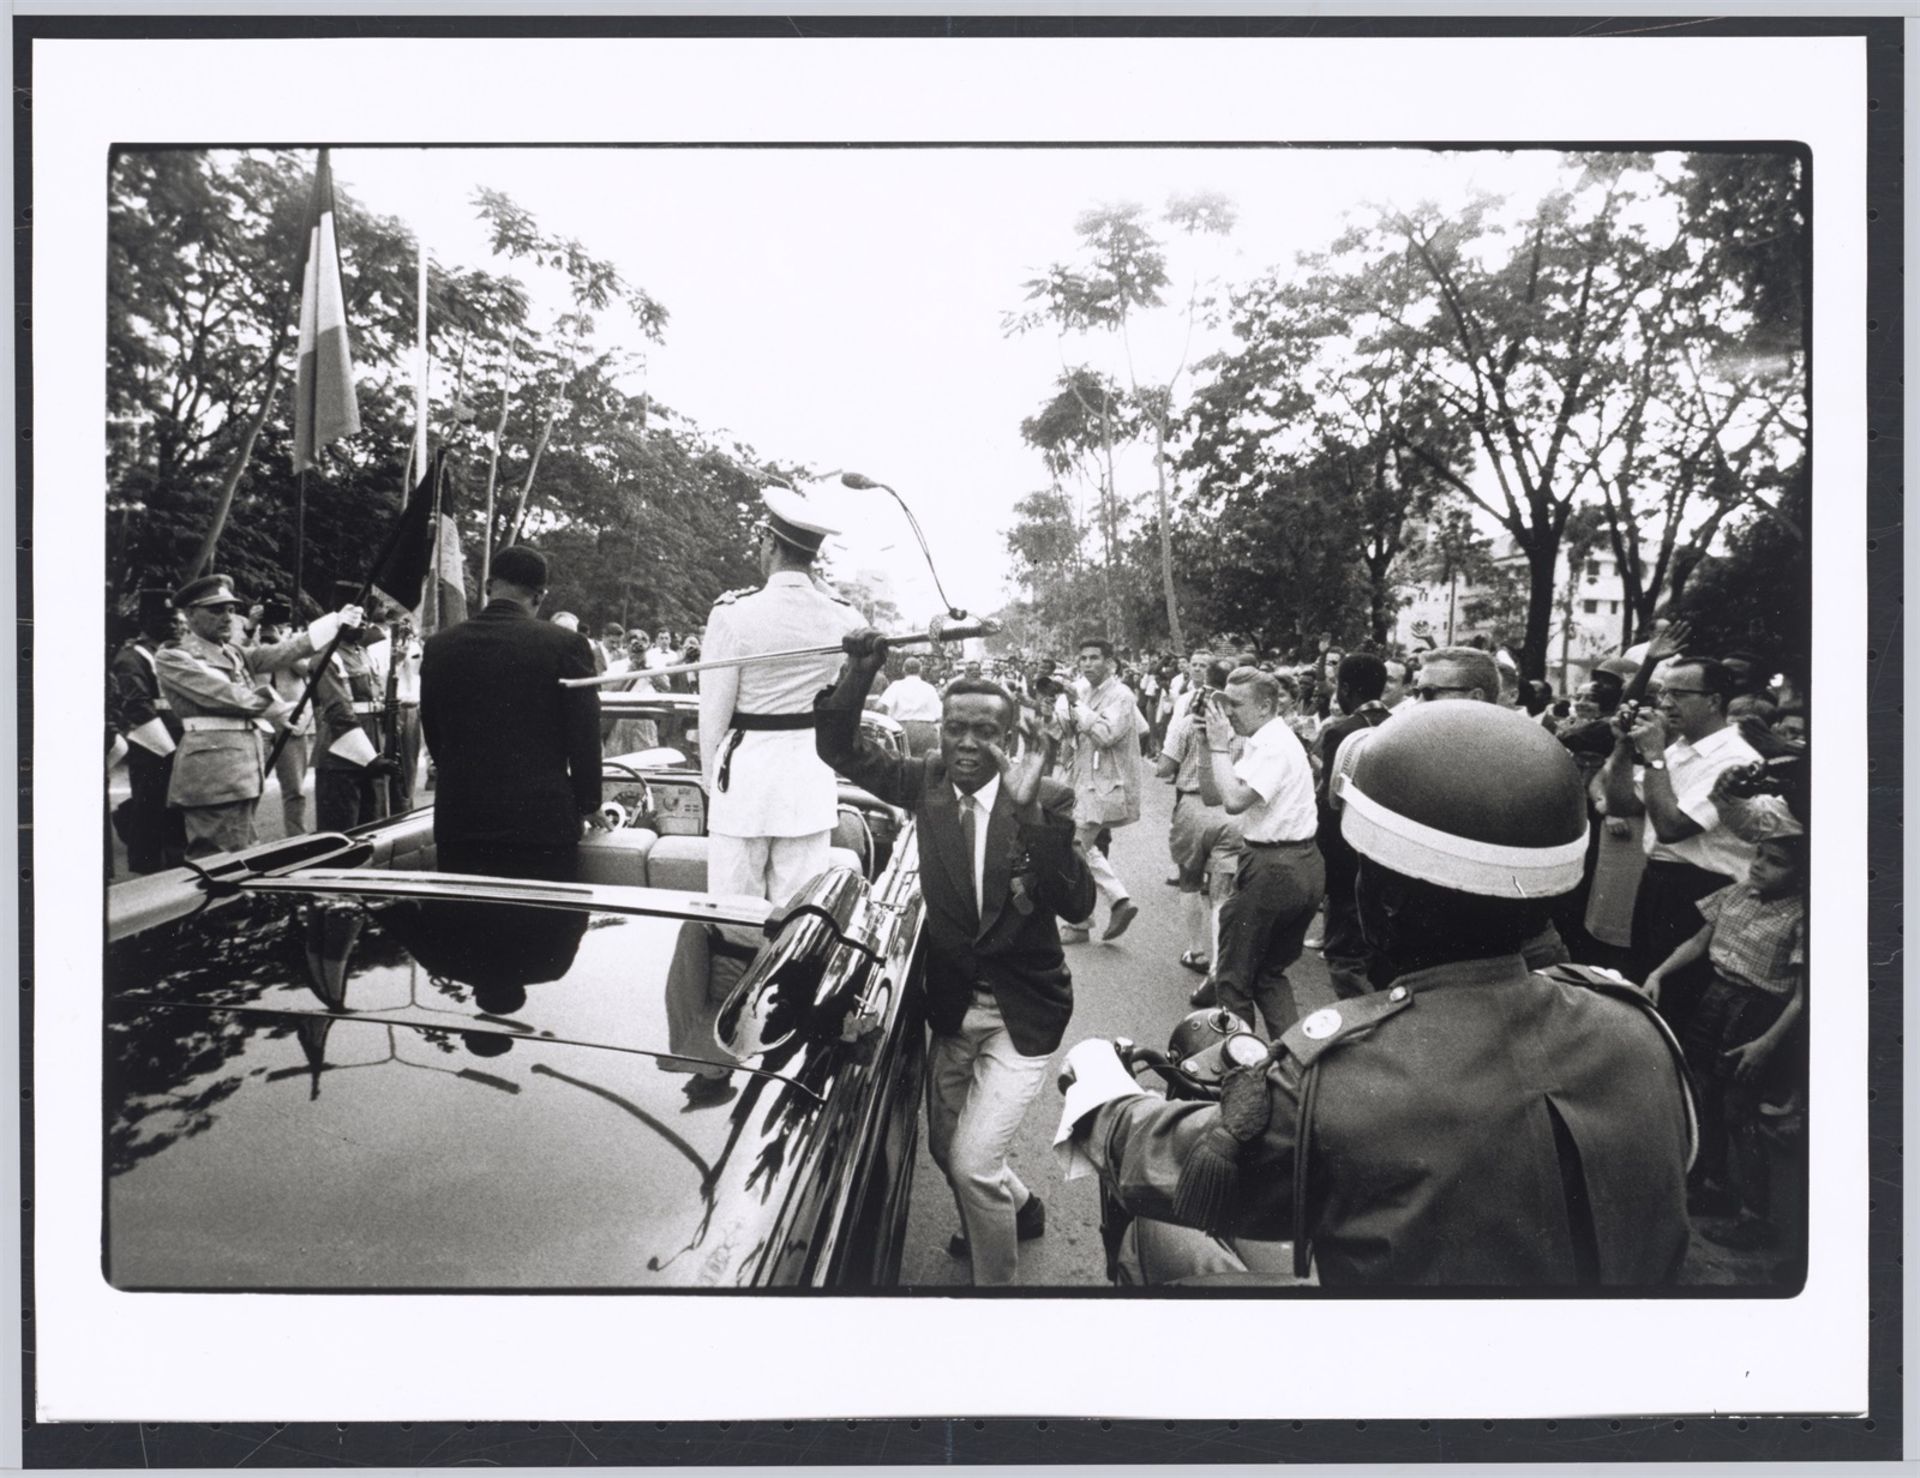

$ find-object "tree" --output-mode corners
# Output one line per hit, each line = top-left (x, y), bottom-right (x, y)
(1316, 159), (1670, 676)
(1008, 195), (1237, 653)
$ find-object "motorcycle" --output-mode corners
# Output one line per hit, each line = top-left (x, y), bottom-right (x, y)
(1063, 1007), (1274, 1285)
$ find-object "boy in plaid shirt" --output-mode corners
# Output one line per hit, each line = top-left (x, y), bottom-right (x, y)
(1644, 832), (1806, 1257)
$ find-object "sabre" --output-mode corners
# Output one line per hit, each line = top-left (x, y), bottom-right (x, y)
(560, 614), (1000, 688)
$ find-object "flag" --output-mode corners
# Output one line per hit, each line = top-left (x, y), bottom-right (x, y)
(370, 450), (448, 614)
(429, 510), (469, 628)
(293, 149), (361, 470)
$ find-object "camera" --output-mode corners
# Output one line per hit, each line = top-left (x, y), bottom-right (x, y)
(1614, 699), (1642, 733)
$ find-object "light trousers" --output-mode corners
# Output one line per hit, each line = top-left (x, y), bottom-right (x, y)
(926, 997), (1054, 1287)
(708, 829), (831, 906)
(1071, 821), (1131, 927)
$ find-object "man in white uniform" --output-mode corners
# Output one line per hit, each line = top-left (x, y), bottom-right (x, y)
(699, 486), (864, 903)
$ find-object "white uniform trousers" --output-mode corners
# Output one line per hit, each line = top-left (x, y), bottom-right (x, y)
(708, 830), (831, 906)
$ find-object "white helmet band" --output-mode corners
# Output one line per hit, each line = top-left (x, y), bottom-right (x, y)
(1338, 776), (1587, 899)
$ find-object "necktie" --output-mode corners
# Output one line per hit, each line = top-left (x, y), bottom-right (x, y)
(958, 793), (978, 912)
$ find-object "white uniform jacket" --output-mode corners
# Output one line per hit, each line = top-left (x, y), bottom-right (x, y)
(699, 571), (863, 838)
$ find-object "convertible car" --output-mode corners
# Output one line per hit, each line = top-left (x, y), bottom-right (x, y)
(104, 739), (928, 1292)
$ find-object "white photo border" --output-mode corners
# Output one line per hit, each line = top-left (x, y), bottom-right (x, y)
(29, 29), (1869, 1422)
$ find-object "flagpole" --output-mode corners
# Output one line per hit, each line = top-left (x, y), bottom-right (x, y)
(263, 450), (443, 778)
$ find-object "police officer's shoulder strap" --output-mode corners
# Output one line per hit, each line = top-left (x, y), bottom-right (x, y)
(1534, 963), (1701, 1168)
(1275, 987), (1417, 1070)
(710, 585), (756, 608)
(1274, 987), (1416, 1281)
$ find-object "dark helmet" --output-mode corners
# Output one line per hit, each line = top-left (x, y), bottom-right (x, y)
(1338, 702), (1586, 899)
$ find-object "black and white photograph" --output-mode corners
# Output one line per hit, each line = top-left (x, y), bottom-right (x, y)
(24, 21), (1882, 1429)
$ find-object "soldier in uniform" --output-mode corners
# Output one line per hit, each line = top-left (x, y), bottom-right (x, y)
(154, 574), (363, 859)
(107, 588), (186, 874)
(311, 582), (400, 832)
(698, 486), (864, 903)
(1055, 700), (1696, 1286)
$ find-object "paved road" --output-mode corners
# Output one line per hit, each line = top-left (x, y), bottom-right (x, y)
(897, 772), (1336, 1288)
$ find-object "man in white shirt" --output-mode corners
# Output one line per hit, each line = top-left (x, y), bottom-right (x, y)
(876, 655), (943, 756)
(1602, 656), (1788, 999)
(1194, 666), (1325, 1038)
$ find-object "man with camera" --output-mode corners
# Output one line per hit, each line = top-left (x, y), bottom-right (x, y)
(1602, 655), (1790, 1012)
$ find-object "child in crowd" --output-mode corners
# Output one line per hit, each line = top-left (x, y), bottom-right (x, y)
(1643, 832), (1807, 1264)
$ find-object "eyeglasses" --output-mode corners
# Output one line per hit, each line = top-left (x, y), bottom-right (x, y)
(1415, 684), (1476, 701)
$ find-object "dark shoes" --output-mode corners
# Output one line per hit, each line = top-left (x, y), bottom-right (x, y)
(1179, 951), (1210, 974)
(1189, 979), (1218, 1008)
(1102, 899), (1140, 941)
(948, 1195), (1046, 1258)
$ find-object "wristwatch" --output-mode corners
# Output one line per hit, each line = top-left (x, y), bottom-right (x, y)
(1643, 756), (1668, 771)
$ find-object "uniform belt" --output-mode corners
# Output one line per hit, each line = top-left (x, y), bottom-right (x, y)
(717, 711), (816, 792)
(1244, 835), (1316, 849)
(181, 716), (259, 732)
(351, 700), (385, 715)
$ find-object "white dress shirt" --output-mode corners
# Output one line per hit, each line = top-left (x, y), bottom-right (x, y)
(1636, 722), (1780, 880)
(880, 673), (943, 723)
(1231, 714), (1318, 843)
(953, 771), (1001, 911)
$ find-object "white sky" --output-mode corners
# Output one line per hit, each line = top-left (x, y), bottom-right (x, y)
(331, 146), (1573, 622)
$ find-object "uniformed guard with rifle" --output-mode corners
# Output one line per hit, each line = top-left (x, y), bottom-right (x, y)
(310, 580), (400, 831)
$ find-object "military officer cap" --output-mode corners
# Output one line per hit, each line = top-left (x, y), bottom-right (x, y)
(760, 485), (839, 557)
(1338, 701), (1587, 899)
(174, 573), (243, 610)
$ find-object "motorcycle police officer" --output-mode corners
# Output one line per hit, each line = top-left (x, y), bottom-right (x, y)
(697, 486), (863, 903)
(1055, 700), (1697, 1286)
(154, 574), (363, 858)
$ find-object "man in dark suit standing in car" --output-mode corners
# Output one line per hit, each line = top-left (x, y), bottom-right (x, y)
(420, 545), (609, 882)
(817, 626), (1096, 1287)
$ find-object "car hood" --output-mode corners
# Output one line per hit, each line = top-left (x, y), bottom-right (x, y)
(105, 889), (870, 1289)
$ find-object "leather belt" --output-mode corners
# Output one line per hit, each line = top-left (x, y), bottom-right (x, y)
(730, 711), (817, 731)
(181, 716), (257, 732)
(716, 711), (816, 793)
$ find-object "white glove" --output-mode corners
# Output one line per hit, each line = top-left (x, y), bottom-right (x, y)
(1051, 1038), (1145, 1182)
(126, 716), (176, 757)
(107, 734), (129, 771)
(306, 604), (365, 649)
(327, 726), (378, 767)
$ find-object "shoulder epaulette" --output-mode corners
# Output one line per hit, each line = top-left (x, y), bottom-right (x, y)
(1535, 963), (1700, 1165)
(1276, 985), (1417, 1069)
(710, 586), (756, 608)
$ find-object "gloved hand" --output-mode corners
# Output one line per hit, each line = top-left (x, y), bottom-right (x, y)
(305, 603), (364, 649)
(1052, 1037), (1144, 1181)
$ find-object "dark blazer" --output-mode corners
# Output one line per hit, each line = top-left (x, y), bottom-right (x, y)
(816, 694), (1096, 1057)
(421, 601), (602, 850)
